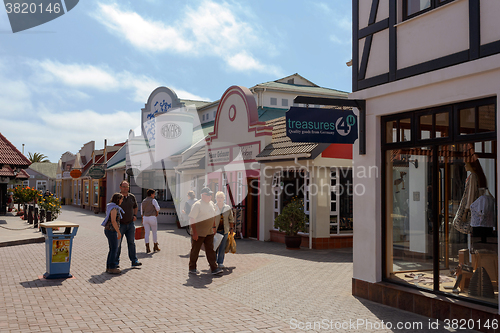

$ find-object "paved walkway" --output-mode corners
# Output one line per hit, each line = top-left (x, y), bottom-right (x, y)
(0, 206), (478, 332)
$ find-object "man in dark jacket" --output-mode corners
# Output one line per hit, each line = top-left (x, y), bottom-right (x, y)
(117, 180), (142, 267)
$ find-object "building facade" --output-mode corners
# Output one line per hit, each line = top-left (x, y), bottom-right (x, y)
(350, 0), (500, 321)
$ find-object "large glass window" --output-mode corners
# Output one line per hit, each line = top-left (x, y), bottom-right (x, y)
(383, 97), (497, 307)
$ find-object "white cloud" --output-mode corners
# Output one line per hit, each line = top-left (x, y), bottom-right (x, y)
(93, 1), (281, 74)
(31, 60), (207, 103)
(226, 51), (281, 76)
(36, 60), (118, 90)
(96, 4), (192, 53)
(1, 108), (139, 163)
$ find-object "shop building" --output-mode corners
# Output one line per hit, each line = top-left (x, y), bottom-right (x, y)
(0, 133), (31, 214)
(349, 0), (500, 322)
(25, 162), (57, 193)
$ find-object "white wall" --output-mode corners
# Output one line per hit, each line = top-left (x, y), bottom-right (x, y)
(396, 0), (469, 70)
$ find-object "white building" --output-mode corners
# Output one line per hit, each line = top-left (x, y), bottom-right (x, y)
(349, 0), (500, 320)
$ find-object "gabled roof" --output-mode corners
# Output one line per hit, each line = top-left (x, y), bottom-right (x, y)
(0, 165), (29, 179)
(256, 116), (330, 161)
(29, 162), (58, 179)
(181, 99), (212, 109)
(251, 80), (348, 96)
(0, 133), (31, 168)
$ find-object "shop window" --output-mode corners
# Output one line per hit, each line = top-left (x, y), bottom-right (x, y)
(403, 0), (455, 21)
(479, 105), (496, 133)
(270, 97), (277, 106)
(460, 108), (475, 135)
(84, 182), (89, 204)
(93, 181), (99, 206)
(435, 112), (449, 138)
(458, 100), (496, 137)
(36, 180), (47, 192)
(385, 118), (412, 143)
(420, 114), (432, 139)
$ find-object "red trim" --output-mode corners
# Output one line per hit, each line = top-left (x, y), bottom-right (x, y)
(321, 144), (353, 160)
(206, 86), (272, 143)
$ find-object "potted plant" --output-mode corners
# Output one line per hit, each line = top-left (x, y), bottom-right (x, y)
(274, 197), (308, 249)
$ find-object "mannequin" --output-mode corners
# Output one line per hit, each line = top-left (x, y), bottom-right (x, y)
(453, 162), (480, 234)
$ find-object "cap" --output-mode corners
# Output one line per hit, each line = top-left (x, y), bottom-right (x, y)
(200, 187), (213, 195)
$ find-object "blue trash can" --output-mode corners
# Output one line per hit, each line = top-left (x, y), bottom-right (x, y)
(39, 221), (79, 279)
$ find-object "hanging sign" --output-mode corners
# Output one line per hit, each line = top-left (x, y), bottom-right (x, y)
(88, 166), (105, 179)
(70, 169), (82, 178)
(286, 107), (358, 144)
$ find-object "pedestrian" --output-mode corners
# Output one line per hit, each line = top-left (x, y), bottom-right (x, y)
(44, 190), (51, 197)
(117, 180), (142, 267)
(141, 189), (160, 253)
(182, 191), (197, 234)
(188, 187), (223, 275)
(214, 191), (234, 268)
(182, 190), (196, 227)
(103, 193), (124, 274)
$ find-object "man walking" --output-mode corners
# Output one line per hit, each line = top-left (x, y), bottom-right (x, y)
(188, 187), (223, 275)
(117, 180), (142, 267)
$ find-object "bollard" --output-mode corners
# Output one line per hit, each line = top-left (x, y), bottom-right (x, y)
(34, 207), (38, 228)
(42, 211), (52, 234)
(28, 205), (33, 224)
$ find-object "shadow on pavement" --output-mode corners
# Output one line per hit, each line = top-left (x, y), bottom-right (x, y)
(88, 268), (133, 284)
(160, 225), (353, 264)
(20, 278), (67, 288)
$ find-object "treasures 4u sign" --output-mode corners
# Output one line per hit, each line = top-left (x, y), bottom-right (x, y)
(286, 107), (358, 144)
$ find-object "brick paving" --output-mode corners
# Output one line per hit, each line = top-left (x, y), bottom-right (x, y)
(0, 206), (479, 332)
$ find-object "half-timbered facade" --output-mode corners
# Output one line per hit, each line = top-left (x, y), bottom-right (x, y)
(350, 0), (500, 322)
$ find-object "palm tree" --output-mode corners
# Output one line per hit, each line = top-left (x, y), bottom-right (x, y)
(28, 152), (50, 163)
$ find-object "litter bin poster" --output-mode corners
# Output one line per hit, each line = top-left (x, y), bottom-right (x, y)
(52, 240), (70, 263)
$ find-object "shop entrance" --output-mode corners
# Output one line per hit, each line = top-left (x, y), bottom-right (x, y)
(245, 178), (258, 238)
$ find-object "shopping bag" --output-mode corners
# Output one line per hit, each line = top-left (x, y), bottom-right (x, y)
(201, 233), (224, 251)
(135, 226), (145, 240)
(225, 231), (236, 254)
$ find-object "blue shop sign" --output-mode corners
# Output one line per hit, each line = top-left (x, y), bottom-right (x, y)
(286, 107), (358, 144)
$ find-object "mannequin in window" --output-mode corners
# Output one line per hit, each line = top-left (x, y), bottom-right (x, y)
(470, 187), (495, 243)
(453, 161), (484, 234)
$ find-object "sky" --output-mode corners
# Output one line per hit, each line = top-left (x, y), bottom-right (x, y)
(0, 0), (352, 163)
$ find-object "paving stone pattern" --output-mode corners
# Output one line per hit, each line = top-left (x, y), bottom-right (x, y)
(0, 206), (478, 332)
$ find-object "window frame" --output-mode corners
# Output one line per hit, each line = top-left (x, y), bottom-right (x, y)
(402, 0), (456, 21)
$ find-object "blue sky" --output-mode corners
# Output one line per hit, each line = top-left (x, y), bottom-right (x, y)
(0, 0), (352, 163)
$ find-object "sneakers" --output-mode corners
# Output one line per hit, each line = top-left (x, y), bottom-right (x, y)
(106, 268), (121, 274)
(189, 269), (200, 275)
(131, 261), (142, 267)
(211, 267), (223, 275)
(218, 264), (224, 268)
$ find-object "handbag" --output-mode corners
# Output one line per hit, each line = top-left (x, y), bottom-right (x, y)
(134, 226), (145, 240)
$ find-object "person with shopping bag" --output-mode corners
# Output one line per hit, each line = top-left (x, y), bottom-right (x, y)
(188, 187), (223, 276)
(214, 191), (234, 268)
(141, 189), (161, 253)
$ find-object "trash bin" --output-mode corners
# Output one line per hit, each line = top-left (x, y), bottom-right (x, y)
(39, 221), (79, 279)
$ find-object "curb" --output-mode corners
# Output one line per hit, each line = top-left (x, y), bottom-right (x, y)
(0, 237), (45, 248)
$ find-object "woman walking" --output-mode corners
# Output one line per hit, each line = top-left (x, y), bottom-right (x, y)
(103, 193), (124, 274)
(214, 191), (234, 268)
(141, 189), (161, 253)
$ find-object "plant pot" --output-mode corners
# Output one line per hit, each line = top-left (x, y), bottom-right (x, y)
(285, 235), (302, 249)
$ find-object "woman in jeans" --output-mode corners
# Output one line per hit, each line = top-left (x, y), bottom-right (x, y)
(214, 191), (234, 268)
(104, 193), (124, 274)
